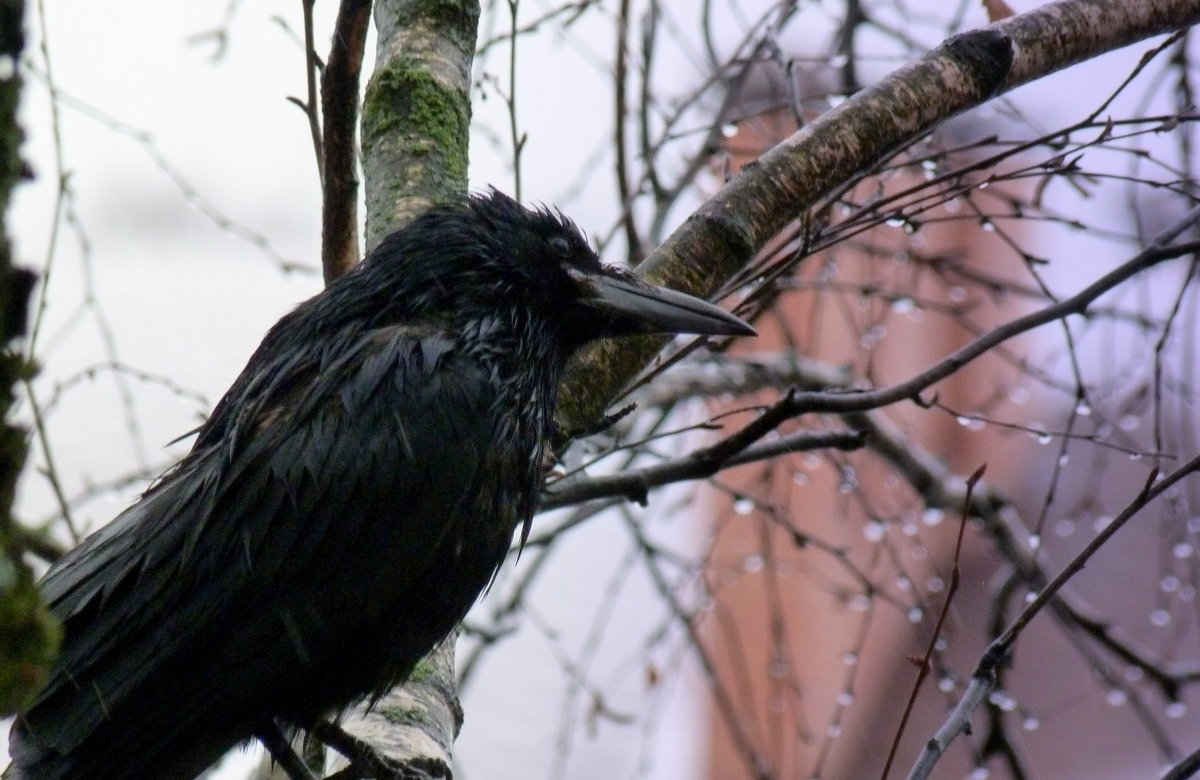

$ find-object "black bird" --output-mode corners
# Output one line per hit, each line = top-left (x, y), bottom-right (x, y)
(8, 190), (754, 779)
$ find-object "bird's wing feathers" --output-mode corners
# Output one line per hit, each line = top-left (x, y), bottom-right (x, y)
(17, 323), (503, 762)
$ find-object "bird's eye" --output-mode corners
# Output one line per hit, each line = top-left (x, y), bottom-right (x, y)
(548, 235), (572, 256)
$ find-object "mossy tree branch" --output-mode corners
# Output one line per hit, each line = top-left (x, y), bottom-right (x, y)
(322, 1), (480, 777)
(362, 0), (479, 251)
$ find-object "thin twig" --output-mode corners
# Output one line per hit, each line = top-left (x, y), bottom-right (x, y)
(542, 429), (864, 509)
(613, 0), (641, 262)
(883, 466), (984, 780)
(908, 453), (1200, 780)
(505, 0), (525, 202)
(299, 0), (324, 181)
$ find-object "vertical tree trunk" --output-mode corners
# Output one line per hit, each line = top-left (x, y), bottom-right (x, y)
(327, 1), (480, 775)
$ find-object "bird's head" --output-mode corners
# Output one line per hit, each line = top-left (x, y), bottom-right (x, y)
(363, 189), (754, 351)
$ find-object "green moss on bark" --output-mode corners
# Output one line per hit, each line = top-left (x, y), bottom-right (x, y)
(362, 60), (470, 187)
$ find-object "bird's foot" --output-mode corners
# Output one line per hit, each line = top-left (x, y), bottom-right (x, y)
(313, 720), (452, 780)
(256, 719), (319, 780)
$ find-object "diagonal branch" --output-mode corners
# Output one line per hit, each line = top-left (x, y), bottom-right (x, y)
(541, 429), (865, 510)
(556, 0), (1200, 431)
(907, 451), (1200, 780)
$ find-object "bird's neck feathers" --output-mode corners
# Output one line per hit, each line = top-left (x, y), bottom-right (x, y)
(326, 245), (579, 367)
(468, 307), (573, 385)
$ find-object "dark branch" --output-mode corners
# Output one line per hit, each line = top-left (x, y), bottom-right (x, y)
(321, 0), (372, 283)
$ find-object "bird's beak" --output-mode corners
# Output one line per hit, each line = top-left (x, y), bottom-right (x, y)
(576, 269), (756, 337)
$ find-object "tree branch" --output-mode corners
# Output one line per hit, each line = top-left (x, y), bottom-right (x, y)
(907, 452), (1200, 780)
(321, 0), (372, 283)
(325, 0), (480, 775)
(555, 0), (1200, 431)
(362, 0), (479, 249)
(541, 429), (865, 510)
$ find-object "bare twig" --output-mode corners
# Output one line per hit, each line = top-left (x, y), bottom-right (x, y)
(884, 466), (984, 780)
(298, 0), (324, 181)
(504, 0), (525, 202)
(613, 0), (641, 262)
(908, 453), (1200, 779)
(542, 429), (865, 509)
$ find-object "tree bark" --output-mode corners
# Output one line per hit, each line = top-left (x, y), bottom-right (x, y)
(327, 0), (480, 775)
(362, 0), (479, 251)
